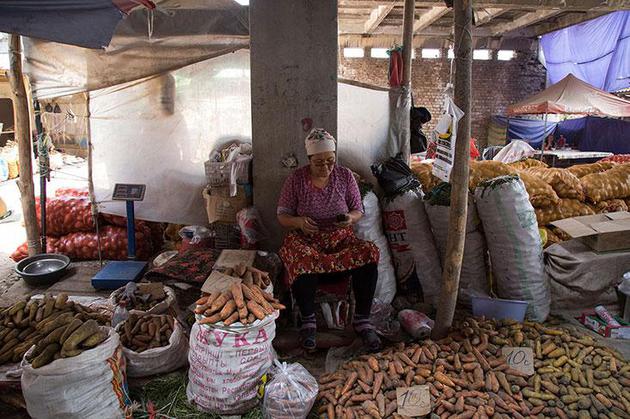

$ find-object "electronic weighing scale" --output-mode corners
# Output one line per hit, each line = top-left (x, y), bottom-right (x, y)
(92, 183), (148, 290)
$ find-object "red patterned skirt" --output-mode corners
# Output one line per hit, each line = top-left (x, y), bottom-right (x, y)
(279, 227), (380, 286)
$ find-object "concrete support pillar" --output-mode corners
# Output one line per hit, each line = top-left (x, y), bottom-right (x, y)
(250, 0), (338, 249)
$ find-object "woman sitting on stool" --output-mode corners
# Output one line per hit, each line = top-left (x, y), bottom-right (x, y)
(277, 128), (382, 352)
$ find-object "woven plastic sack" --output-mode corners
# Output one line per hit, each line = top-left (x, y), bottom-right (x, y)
(509, 158), (548, 171)
(21, 328), (129, 419)
(353, 191), (397, 304)
(581, 163), (630, 203)
(262, 360), (318, 419)
(567, 161), (617, 178)
(516, 171), (559, 208)
(424, 187), (489, 307)
(521, 167), (584, 200)
(535, 199), (595, 226)
(381, 189), (442, 304)
(468, 160), (516, 191)
(589, 199), (628, 214)
(410, 161), (441, 194)
(115, 317), (188, 377)
(187, 313), (277, 415)
(475, 176), (550, 322)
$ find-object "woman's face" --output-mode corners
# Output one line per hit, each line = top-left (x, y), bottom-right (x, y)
(309, 151), (336, 178)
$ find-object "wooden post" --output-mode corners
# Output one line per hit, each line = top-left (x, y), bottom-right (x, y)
(432, 0), (472, 339)
(400, 0), (415, 163)
(8, 34), (41, 256)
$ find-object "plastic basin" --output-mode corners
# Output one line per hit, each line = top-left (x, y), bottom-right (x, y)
(471, 296), (528, 322)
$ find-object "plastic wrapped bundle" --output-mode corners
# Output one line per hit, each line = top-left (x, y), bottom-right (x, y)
(581, 163), (630, 203)
(535, 199), (595, 226)
(468, 160), (516, 191)
(410, 161), (441, 194)
(475, 175), (549, 322)
(567, 161), (616, 178)
(262, 361), (318, 419)
(509, 158), (548, 171)
(517, 172), (560, 208)
(521, 167), (584, 200)
(589, 199), (628, 214)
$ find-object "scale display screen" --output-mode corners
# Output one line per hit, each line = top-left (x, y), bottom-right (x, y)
(112, 183), (146, 201)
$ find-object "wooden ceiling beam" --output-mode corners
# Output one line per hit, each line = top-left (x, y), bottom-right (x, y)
(473, 7), (510, 26)
(490, 9), (563, 35)
(339, 0), (629, 11)
(413, 6), (450, 32)
(364, 4), (396, 33)
(531, 11), (610, 35)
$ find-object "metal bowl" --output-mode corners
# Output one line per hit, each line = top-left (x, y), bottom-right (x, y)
(15, 253), (71, 286)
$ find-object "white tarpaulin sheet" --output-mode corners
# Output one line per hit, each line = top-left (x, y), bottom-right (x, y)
(91, 50), (252, 225)
(89, 52), (391, 224)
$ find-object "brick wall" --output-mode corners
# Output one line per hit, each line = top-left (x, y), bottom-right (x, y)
(339, 49), (546, 146)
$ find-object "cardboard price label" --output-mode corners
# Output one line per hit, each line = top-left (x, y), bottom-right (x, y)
(396, 385), (431, 417)
(214, 249), (256, 269)
(201, 271), (241, 295)
(502, 347), (535, 376)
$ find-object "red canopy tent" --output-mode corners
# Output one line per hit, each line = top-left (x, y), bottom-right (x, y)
(507, 74), (630, 117)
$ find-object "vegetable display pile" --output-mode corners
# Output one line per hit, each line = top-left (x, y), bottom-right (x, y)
(218, 264), (272, 289)
(114, 284), (168, 312)
(600, 154), (630, 164)
(0, 294), (110, 367)
(119, 314), (175, 353)
(317, 317), (629, 419)
(195, 283), (285, 326)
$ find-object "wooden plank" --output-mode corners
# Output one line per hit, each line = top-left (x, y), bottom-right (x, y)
(532, 11), (609, 35)
(339, 0), (629, 10)
(474, 7), (510, 26)
(413, 6), (449, 32)
(364, 4), (396, 33)
(490, 9), (563, 35)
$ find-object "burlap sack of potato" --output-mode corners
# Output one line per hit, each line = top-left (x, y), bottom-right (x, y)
(566, 161), (616, 178)
(581, 163), (630, 203)
(541, 227), (561, 248)
(468, 160), (517, 191)
(509, 158), (548, 171)
(517, 171), (560, 208)
(589, 199), (628, 214)
(521, 167), (584, 200)
(410, 161), (441, 194)
(535, 198), (595, 226)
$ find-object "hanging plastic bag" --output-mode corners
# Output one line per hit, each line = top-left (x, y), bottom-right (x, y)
(262, 360), (319, 419)
(371, 153), (421, 198)
(237, 207), (268, 249)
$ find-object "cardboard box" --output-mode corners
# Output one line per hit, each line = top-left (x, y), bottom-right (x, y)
(577, 312), (630, 340)
(203, 185), (252, 224)
(551, 211), (630, 252)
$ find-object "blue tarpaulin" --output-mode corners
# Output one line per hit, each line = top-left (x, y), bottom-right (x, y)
(492, 116), (558, 148)
(556, 116), (630, 154)
(541, 11), (630, 93)
(0, 0), (153, 49)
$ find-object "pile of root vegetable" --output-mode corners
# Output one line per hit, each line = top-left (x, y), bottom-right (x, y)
(317, 317), (630, 419)
(119, 314), (175, 353)
(0, 294), (110, 367)
(195, 282), (285, 326)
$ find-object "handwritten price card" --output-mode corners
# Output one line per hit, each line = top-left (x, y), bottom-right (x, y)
(502, 347), (534, 376)
(397, 385), (431, 417)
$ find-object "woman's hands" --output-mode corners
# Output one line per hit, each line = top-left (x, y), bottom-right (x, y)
(335, 210), (363, 228)
(296, 216), (319, 234)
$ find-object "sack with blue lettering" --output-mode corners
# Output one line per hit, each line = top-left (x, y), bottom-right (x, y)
(187, 313), (277, 415)
(475, 175), (550, 322)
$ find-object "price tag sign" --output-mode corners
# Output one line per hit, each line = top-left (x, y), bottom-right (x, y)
(201, 271), (241, 295)
(397, 385), (431, 417)
(502, 347), (535, 376)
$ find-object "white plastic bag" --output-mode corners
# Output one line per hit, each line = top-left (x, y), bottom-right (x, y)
(424, 195), (490, 306)
(353, 191), (397, 304)
(21, 328), (129, 419)
(475, 176), (550, 322)
(382, 189), (442, 304)
(262, 360), (319, 419)
(116, 318), (189, 378)
(187, 313), (277, 415)
(493, 140), (536, 164)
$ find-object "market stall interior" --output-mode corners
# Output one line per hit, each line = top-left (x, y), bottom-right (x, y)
(1, 1), (630, 418)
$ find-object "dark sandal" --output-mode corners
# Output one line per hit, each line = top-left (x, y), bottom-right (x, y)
(299, 327), (317, 351)
(357, 328), (382, 353)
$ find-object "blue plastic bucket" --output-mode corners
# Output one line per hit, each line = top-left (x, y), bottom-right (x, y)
(471, 296), (528, 322)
